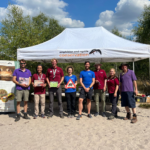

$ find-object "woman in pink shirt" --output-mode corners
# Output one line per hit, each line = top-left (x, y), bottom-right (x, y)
(107, 68), (119, 120)
(32, 65), (47, 119)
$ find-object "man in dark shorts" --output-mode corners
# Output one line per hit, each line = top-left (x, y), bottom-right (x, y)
(13, 59), (32, 122)
(76, 61), (95, 120)
(46, 58), (64, 118)
(119, 62), (138, 123)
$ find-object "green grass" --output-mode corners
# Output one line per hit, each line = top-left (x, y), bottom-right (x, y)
(139, 103), (150, 109)
(137, 80), (150, 94)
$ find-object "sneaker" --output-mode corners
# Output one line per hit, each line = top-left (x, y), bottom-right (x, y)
(71, 114), (75, 118)
(115, 114), (118, 118)
(67, 114), (72, 118)
(94, 112), (99, 117)
(41, 114), (45, 118)
(102, 112), (106, 117)
(131, 115), (137, 123)
(124, 112), (131, 120)
(47, 113), (53, 119)
(87, 114), (92, 118)
(108, 114), (115, 120)
(76, 114), (82, 120)
(23, 113), (30, 119)
(33, 115), (38, 119)
(60, 114), (64, 119)
(15, 114), (20, 122)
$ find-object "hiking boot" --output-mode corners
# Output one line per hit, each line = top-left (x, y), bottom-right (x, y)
(47, 113), (53, 119)
(108, 114), (115, 120)
(115, 113), (118, 118)
(33, 115), (38, 119)
(87, 114), (92, 118)
(124, 112), (131, 120)
(60, 114), (64, 119)
(23, 113), (30, 119)
(15, 114), (20, 122)
(94, 112), (99, 117)
(41, 114), (45, 118)
(76, 114), (82, 120)
(102, 112), (106, 117)
(71, 114), (75, 118)
(67, 114), (72, 118)
(131, 115), (137, 123)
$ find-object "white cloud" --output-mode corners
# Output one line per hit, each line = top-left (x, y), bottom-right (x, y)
(95, 0), (150, 36)
(59, 18), (84, 28)
(0, 0), (84, 28)
(0, 7), (8, 21)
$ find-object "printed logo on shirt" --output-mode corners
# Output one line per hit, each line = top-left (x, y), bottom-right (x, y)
(50, 71), (52, 73)
(100, 72), (103, 73)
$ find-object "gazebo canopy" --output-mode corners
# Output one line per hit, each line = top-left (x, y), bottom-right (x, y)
(17, 26), (150, 63)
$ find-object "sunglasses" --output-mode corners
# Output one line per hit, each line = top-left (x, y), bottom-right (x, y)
(20, 63), (26, 65)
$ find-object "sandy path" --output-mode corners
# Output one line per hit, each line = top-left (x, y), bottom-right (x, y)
(0, 102), (150, 150)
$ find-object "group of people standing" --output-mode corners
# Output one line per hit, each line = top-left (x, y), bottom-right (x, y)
(12, 58), (138, 123)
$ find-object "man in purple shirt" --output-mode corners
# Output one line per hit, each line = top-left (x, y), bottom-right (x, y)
(119, 62), (138, 123)
(13, 59), (32, 122)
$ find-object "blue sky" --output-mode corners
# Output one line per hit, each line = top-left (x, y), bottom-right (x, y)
(0, 0), (150, 36)
(63, 0), (119, 27)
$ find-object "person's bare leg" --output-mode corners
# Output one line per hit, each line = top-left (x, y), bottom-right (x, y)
(17, 102), (20, 114)
(78, 98), (83, 115)
(125, 106), (130, 113)
(24, 101), (28, 113)
(132, 108), (136, 114)
(124, 106), (132, 120)
(87, 99), (91, 114)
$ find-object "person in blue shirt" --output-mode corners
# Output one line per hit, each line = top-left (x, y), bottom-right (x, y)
(76, 61), (95, 120)
(64, 66), (77, 118)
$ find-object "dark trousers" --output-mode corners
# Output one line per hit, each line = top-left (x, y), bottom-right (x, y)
(49, 87), (63, 115)
(109, 93), (119, 115)
(65, 92), (76, 115)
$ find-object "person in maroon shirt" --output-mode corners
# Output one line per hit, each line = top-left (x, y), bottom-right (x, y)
(32, 65), (47, 119)
(94, 64), (107, 117)
(107, 68), (119, 120)
(46, 58), (64, 118)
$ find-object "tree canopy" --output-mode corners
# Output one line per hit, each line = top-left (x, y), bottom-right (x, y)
(133, 5), (150, 44)
(0, 5), (64, 60)
(111, 27), (124, 37)
(132, 5), (150, 79)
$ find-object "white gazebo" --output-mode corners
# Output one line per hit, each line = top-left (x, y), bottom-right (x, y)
(17, 26), (150, 71)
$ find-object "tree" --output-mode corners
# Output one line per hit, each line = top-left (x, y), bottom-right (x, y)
(133, 5), (150, 44)
(0, 5), (66, 94)
(111, 27), (124, 37)
(132, 5), (150, 79)
(111, 27), (133, 40)
(0, 5), (64, 60)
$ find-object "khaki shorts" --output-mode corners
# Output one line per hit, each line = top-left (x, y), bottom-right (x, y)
(15, 90), (29, 102)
